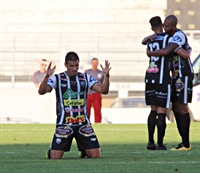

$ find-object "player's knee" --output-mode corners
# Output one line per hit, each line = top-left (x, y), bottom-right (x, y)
(172, 103), (180, 113)
(89, 153), (101, 158)
(50, 156), (62, 159)
(180, 104), (188, 115)
(49, 150), (64, 159)
(86, 148), (101, 158)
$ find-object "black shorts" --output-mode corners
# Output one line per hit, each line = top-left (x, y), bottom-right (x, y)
(171, 76), (193, 104)
(145, 83), (171, 108)
(50, 124), (100, 151)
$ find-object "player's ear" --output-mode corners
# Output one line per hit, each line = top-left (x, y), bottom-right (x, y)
(64, 62), (67, 68)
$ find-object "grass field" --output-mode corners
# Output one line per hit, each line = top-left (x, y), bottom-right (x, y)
(0, 123), (200, 173)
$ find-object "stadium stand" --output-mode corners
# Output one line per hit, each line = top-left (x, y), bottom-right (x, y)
(1, 1), (199, 98)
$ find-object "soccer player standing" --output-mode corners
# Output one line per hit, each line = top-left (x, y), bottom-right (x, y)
(147, 15), (194, 151)
(142, 16), (172, 150)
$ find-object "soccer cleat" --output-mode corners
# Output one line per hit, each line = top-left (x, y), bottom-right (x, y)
(171, 143), (191, 151)
(155, 144), (167, 150)
(78, 150), (88, 158)
(147, 141), (156, 150)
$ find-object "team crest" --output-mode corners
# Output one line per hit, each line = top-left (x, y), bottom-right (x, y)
(80, 81), (86, 87)
(56, 138), (61, 144)
(175, 78), (184, 92)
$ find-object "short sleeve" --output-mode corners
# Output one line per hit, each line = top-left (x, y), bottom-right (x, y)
(168, 31), (186, 46)
(85, 73), (98, 89)
(47, 75), (57, 89)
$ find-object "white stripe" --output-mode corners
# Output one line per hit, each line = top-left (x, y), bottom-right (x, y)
(84, 74), (90, 123)
(166, 84), (171, 108)
(58, 74), (65, 124)
(159, 57), (164, 84)
(187, 58), (194, 73)
(184, 76), (188, 103)
(65, 73), (73, 117)
(76, 75), (81, 116)
(178, 56), (182, 77)
(159, 34), (168, 84)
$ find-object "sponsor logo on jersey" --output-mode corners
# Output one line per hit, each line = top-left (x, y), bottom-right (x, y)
(63, 99), (84, 106)
(63, 89), (84, 98)
(65, 107), (84, 113)
(79, 125), (96, 137)
(60, 78), (68, 81)
(55, 126), (73, 138)
(61, 84), (67, 87)
(172, 70), (178, 77)
(66, 115), (85, 124)
(147, 66), (159, 73)
(147, 62), (159, 73)
(89, 76), (96, 82)
(172, 36), (182, 42)
(48, 79), (54, 83)
(173, 55), (178, 62)
(79, 78), (86, 80)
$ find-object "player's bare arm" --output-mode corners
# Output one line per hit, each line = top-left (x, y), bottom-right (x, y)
(38, 62), (56, 95)
(142, 34), (157, 45)
(147, 42), (191, 59)
(147, 43), (178, 56)
(91, 60), (111, 94)
(176, 48), (191, 59)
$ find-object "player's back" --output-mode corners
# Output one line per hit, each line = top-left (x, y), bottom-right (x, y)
(145, 33), (172, 84)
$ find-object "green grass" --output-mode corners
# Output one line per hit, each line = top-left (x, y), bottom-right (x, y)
(0, 123), (200, 173)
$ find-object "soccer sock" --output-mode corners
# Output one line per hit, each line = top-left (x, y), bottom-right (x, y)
(47, 149), (51, 159)
(156, 113), (166, 147)
(180, 113), (190, 148)
(174, 112), (182, 139)
(147, 110), (157, 143)
(79, 149), (90, 158)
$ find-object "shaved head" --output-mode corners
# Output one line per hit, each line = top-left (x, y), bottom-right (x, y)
(164, 15), (178, 27)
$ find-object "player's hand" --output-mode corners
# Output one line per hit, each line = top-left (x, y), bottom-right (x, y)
(100, 60), (111, 77)
(148, 34), (157, 41)
(46, 62), (56, 77)
(146, 49), (151, 57)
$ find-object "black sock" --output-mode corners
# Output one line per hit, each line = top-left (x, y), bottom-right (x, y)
(47, 149), (51, 159)
(80, 149), (90, 158)
(180, 113), (190, 148)
(147, 110), (157, 143)
(156, 113), (166, 147)
(174, 112), (182, 139)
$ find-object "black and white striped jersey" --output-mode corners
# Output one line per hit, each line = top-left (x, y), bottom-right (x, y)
(145, 33), (172, 84)
(47, 72), (98, 125)
(169, 29), (194, 79)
